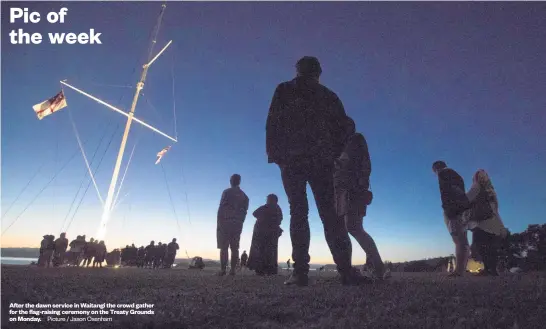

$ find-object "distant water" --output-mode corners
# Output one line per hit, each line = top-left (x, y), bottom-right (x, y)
(1, 257), (37, 265)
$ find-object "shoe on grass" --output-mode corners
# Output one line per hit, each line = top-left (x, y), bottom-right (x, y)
(284, 273), (309, 286)
(341, 267), (374, 286)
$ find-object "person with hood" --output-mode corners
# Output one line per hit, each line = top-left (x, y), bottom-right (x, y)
(334, 117), (388, 280)
(464, 169), (509, 276)
(266, 56), (365, 286)
(93, 241), (107, 268)
(247, 194), (284, 276)
(216, 174), (250, 276)
(53, 233), (69, 267)
(166, 238), (180, 268)
(432, 160), (470, 277)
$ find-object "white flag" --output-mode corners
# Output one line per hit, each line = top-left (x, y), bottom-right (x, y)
(155, 146), (171, 165)
(33, 91), (67, 120)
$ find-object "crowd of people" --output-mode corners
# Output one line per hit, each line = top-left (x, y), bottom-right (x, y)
(120, 239), (180, 269)
(37, 234), (180, 270)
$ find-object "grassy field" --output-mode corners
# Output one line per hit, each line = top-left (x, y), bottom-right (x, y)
(2, 265), (545, 329)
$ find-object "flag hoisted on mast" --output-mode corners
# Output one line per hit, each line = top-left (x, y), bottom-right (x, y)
(155, 146), (171, 165)
(32, 91), (67, 120)
(35, 3), (177, 241)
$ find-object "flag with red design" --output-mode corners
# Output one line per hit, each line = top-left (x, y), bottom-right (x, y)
(32, 91), (67, 120)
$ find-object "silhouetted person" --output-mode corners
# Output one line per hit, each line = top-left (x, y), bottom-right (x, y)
(154, 242), (164, 269)
(166, 238), (179, 268)
(240, 251), (248, 269)
(144, 241), (155, 268)
(266, 56), (364, 286)
(93, 241), (107, 268)
(216, 174), (249, 276)
(83, 238), (97, 267)
(334, 117), (387, 280)
(247, 194), (284, 276)
(137, 246), (146, 268)
(432, 160), (470, 277)
(286, 259), (291, 271)
(53, 233), (69, 267)
(38, 235), (54, 267)
(464, 169), (509, 276)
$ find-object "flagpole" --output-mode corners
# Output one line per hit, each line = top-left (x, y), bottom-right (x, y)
(96, 3), (168, 240)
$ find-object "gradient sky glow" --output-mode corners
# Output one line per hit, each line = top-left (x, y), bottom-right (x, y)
(1, 2), (545, 264)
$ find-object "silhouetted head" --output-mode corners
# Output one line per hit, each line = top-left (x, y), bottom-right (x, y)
(158, 242), (162, 246)
(150, 240), (155, 245)
(296, 56), (322, 81)
(82, 235), (86, 240)
(131, 244), (135, 247)
(50, 235), (55, 240)
(90, 238), (95, 243)
(432, 160), (447, 175)
(267, 194), (278, 205)
(243, 250), (247, 254)
(100, 240), (105, 245)
(60, 233), (66, 238)
(230, 174), (241, 187)
(172, 238), (177, 242)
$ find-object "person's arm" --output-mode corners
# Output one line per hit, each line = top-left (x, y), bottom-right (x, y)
(329, 94), (349, 158)
(217, 190), (227, 222)
(242, 195), (250, 222)
(266, 84), (284, 164)
(466, 180), (481, 204)
(253, 204), (268, 220)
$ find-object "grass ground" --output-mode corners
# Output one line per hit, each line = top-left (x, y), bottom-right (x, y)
(2, 265), (545, 329)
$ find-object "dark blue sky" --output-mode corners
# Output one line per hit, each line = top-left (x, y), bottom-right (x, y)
(2, 1), (545, 262)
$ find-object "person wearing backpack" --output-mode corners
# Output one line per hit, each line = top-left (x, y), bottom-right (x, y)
(464, 169), (508, 276)
(334, 117), (389, 280)
(266, 56), (366, 286)
(432, 160), (470, 277)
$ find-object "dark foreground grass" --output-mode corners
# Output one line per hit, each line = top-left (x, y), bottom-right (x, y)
(2, 265), (545, 329)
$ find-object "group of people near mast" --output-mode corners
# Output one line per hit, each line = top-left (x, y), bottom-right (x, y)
(216, 56), (509, 286)
(37, 234), (180, 269)
(38, 234), (107, 268)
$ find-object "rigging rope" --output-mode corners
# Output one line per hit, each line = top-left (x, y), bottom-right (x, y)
(112, 140), (138, 209)
(160, 163), (183, 237)
(59, 121), (114, 233)
(63, 124), (120, 233)
(1, 137), (92, 236)
(1, 160), (47, 219)
(179, 164), (193, 225)
(68, 108), (105, 205)
(171, 46), (178, 140)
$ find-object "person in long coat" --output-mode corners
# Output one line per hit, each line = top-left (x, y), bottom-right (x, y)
(464, 169), (508, 276)
(247, 194), (284, 275)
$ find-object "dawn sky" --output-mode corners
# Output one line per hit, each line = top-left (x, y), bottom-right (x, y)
(1, 1), (545, 264)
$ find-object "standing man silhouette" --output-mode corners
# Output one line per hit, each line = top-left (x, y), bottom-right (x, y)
(266, 56), (366, 286)
(216, 174), (249, 276)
